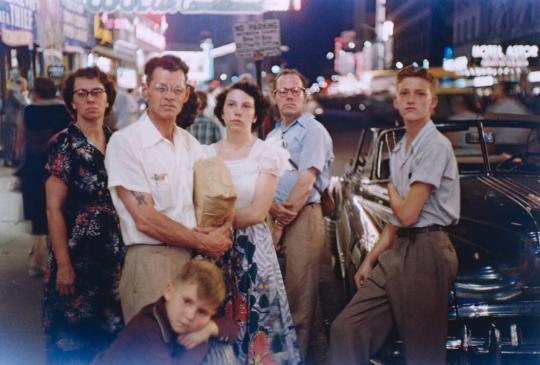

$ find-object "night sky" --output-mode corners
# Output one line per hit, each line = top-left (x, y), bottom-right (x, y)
(165, 0), (355, 82)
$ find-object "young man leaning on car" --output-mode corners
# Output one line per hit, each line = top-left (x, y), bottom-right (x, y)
(329, 65), (460, 365)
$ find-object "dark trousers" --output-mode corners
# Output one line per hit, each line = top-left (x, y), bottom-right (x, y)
(328, 231), (458, 365)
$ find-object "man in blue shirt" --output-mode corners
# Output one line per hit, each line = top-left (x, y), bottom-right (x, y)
(267, 69), (334, 362)
(329, 66), (459, 364)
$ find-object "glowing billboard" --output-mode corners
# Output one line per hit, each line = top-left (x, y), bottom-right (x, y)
(84, 0), (297, 14)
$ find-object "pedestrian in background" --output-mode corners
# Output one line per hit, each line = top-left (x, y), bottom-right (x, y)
(209, 81), (301, 364)
(20, 77), (71, 277)
(266, 69), (334, 364)
(176, 84), (199, 129)
(188, 90), (222, 144)
(114, 87), (140, 130)
(2, 77), (29, 167)
(329, 65), (459, 365)
(105, 55), (231, 323)
(43, 67), (125, 364)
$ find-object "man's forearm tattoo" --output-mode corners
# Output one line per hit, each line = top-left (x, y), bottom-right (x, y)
(130, 191), (147, 206)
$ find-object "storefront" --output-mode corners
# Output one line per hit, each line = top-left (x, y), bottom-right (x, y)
(91, 13), (139, 86)
(61, 0), (94, 74)
(0, 0), (39, 104)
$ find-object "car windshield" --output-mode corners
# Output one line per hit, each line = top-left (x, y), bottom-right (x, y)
(442, 123), (540, 175)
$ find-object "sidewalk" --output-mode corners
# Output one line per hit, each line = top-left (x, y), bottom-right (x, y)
(0, 164), (46, 365)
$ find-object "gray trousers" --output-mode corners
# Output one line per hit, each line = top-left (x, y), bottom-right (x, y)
(329, 231), (458, 365)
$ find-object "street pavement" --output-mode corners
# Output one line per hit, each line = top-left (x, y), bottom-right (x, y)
(0, 164), (46, 365)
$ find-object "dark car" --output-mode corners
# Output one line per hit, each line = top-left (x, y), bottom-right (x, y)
(330, 114), (540, 363)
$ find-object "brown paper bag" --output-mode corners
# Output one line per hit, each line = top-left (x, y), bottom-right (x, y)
(193, 157), (237, 227)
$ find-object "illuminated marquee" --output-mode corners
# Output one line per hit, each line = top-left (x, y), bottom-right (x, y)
(84, 0), (296, 14)
(472, 44), (539, 67)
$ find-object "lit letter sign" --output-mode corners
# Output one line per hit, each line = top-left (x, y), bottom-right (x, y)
(85, 0), (293, 13)
(471, 44), (539, 67)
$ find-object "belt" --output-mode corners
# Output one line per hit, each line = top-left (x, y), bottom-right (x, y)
(397, 225), (446, 238)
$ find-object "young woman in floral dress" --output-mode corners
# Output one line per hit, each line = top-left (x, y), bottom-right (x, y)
(208, 82), (301, 365)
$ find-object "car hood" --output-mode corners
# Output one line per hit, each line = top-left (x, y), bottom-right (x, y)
(451, 175), (540, 303)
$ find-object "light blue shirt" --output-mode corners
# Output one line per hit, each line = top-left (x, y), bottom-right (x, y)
(389, 120), (460, 227)
(267, 112), (334, 203)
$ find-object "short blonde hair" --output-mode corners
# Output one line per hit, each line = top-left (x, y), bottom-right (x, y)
(171, 260), (226, 306)
(397, 65), (438, 94)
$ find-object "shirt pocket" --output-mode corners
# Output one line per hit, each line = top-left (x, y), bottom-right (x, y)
(148, 172), (174, 211)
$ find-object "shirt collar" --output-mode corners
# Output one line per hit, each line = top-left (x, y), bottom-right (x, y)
(393, 119), (436, 153)
(140, 111), (183, 148)
(276, 112), (313, 133)
(153, 297), (185, 356)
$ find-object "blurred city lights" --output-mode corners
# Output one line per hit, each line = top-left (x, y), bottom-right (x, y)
(528, 71), (540, 83)
(382, 21), (394, 42)
(395, 61), (403, 69)
(364, 41), (372, 48)
(473, 76), (495, 87)
(271, 65), (281, 74)
(326, 52), (334, 60)
(219, 73), (228, 81)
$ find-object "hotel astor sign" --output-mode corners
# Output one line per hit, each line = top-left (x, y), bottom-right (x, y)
(472, 44), (539, 67)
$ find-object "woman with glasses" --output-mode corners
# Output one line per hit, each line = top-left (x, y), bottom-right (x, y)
(208, 82), (301, 364)
(43, 67), (125, 364)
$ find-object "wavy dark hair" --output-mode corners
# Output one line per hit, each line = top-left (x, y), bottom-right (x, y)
(214, 81), (270, 131)
(62, 66), (116, 118)
(144, 55), (189, 83)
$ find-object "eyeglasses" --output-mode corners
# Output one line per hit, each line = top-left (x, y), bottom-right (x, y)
(274, 87), (305, 97)
(152, 83), (186, 96)
(73, 88), (105, 99)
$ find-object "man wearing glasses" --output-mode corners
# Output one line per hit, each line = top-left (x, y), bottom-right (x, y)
(105, 55), (232, 322)
(267, 68), (334, 362)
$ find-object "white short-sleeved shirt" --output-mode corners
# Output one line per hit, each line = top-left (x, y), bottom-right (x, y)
(207, 139), (290, 209)
(105, 112), (206, 246)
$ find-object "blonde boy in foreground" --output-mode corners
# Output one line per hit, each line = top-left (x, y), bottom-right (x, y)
(92, 260), (239, 365)
(329, 66), (459, 365)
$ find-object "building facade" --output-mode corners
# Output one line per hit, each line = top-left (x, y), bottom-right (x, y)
(386, 0), (453, 67)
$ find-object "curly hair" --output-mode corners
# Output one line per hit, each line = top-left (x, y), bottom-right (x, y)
(214, 81), (270, 131)
(62, 67), (116, 118)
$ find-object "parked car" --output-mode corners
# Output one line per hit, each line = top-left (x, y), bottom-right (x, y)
(331, 114), (540, 363)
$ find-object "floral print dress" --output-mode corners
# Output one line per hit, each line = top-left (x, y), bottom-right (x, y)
(43, 124), (125, 364)
(209, 139), (302, 365)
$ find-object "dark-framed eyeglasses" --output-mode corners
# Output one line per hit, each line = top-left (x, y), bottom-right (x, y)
(274, 87), (305, 98)
(152, 83), (186, 96)
(73, 88), (106, 99)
